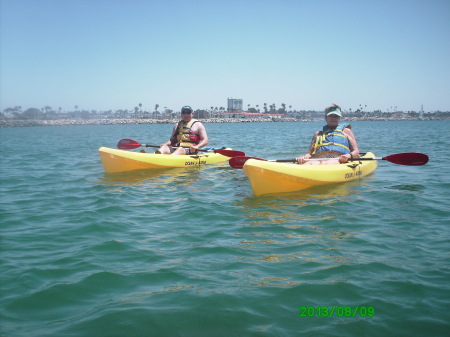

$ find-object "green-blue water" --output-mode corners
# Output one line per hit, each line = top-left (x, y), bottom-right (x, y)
(1, 121), (449, 336)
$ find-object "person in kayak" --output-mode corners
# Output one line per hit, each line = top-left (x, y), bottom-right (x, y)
(158, 105), (209, 155)
(296, 104), (359, 165)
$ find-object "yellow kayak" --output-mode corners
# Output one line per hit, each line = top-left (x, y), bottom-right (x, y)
(99, 147), (232, 173)
(242, 152), (378, 196)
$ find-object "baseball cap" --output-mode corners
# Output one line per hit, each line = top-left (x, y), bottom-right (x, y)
(181, 106), (193, 113)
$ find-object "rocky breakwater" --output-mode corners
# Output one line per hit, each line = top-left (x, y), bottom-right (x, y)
(1, 117), (298, 128)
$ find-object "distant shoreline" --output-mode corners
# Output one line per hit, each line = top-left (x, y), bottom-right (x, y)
(0, 116), (447, 128)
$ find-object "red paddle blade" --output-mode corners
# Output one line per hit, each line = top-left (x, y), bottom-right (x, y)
(384, 152), (429, 166)
(215, 150), (246, 158)
(229, 156), (265, 169)
(117, 138), (142, 149)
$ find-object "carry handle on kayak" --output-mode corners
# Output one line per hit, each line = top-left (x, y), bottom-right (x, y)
(228, 152), (429, 169)
(117, 138), (245, 158)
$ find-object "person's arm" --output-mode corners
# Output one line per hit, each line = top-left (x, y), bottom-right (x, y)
(339, 128), (359, 163)
(296, 131), (319, 164)
(161, 123), (179, 147)
(190, 122), (208, 151)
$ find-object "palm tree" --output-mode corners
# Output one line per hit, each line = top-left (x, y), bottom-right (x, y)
(155, 104), (159, 119)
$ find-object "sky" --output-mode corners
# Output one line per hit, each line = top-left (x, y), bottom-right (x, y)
(1, 0), (449, 113)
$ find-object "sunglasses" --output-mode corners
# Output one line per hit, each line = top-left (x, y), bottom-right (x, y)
(181, 110), (192, 114)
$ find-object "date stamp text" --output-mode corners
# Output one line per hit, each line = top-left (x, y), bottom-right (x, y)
(299, 306), (375, 318)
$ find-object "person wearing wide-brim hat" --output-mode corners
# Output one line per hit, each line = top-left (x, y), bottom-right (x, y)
(158, 105), (209, 155)
(296, 103), (359, 165)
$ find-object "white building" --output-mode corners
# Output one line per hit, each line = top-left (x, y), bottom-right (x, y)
(227, 98), (243, 112)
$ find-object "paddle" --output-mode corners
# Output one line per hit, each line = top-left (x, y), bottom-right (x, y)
(117, 138), (245, 157)
(229, 152), (429, 169)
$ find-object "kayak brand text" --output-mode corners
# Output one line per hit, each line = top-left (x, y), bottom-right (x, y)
(185, 160), (207, 166)
(344, 170), (362, 179)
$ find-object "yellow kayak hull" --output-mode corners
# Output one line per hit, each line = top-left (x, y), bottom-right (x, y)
(243, 152), (378, 196)
(99, 147), (231, 173)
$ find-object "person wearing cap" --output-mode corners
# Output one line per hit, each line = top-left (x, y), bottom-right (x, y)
(296, 104), (359, 165)
(158, 105), (209, 155)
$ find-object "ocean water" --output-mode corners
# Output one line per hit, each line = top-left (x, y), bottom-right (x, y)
(1, 120), (449, 337)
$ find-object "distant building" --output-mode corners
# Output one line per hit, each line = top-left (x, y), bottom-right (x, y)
(223, 112), (285, 119)
(227, 98), (243, 112)
(419, 104), (424, 120)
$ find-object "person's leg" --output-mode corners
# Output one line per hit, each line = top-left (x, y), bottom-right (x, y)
(170, 147), (186, 155)
(158, 145), (172, 154)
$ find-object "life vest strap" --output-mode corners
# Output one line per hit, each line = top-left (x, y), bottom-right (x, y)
(320, 142), (350, 152)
